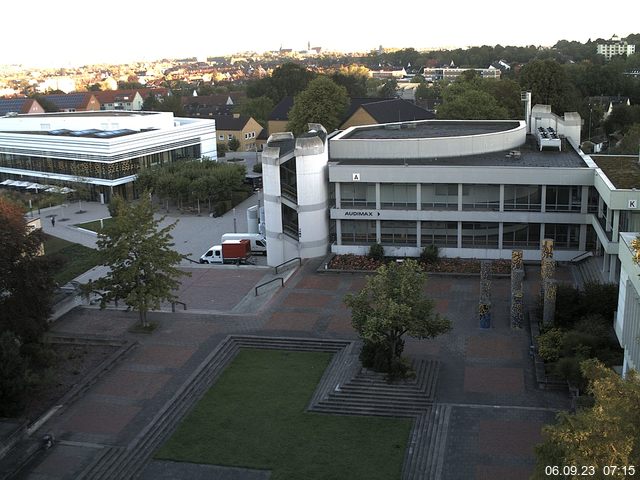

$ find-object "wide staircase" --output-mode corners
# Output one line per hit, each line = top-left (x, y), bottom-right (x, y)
(76, 335), (447, 480)
(572, 255), (607, 287)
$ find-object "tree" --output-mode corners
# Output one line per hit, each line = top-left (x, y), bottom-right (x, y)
(85, 194), (189, 327)
(331, 68), (368, 97)
(611, 123), (640, 154)
(518, 59), (579, 113)
(344, 259), (451, 377)
(287, 76), (349, 134)
(0, 198), (57, 344)
(228, 137), (241, 152)
(379, 79), (398, 98)
(246, 63), (315, 104)
(0, 331), (29, 417)
(533, 360), (640, 479)
(437, 87), (508, 119)
(238, 95), (274, 127)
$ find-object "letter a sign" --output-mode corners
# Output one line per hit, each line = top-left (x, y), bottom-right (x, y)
(352, 173), (361, 181)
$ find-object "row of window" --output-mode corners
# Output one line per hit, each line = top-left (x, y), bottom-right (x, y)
(340, 220), (587, 250)
(217, 131), (256, 141)
(338, 183), (597, 213)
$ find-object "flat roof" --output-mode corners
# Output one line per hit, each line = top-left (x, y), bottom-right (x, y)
(331, 135), (588, 168)
(7, 111), (159, 118)
(592, 155), (640, 189)
(341, 120), (521, 140)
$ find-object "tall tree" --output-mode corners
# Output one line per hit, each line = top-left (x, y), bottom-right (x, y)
(0, 198), (57, 344)
(533, 359), (640, 479)
(246, 63), (315, 104)
(519, 59), (579, 113)
(344, 259), (451, 376)
(238, 95), (274, 128)
(438, 86), (508, 120)
(85, 195), (189, 327)
(287, 76), (349, 134)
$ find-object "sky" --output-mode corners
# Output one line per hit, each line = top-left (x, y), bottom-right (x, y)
(3, 0), (640, 67)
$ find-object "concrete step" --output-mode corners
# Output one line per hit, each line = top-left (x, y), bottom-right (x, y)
(311, 404), (421, 418)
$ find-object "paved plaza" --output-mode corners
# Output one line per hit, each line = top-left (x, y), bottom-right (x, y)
(13, 217), (572, 479)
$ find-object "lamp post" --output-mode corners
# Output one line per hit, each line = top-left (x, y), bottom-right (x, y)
(589, 107), (593, 142)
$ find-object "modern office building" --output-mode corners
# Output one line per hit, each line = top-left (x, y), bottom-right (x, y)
(262, 104), (640, 281)
(0, 110), (216, 201)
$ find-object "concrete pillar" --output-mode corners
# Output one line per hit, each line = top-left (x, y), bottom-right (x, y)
(613, 210), (620, 240)
(579, 224), (587, 251)
(416, 184), (421, 211)
(603, 252), (610, 273)
(609, 256), (618, 283)
(458, 183), (463, 211)
(498, 222), (504, 251)
(457, 221), (462, 249)
(416, 221), (421, 249)
(335, 183), (341, 209)
(605, 206), (612, 232)
(499, 184), (505, 212)
(336, 219), (342, 246)
(375, 183), (381, 210)
(580, 185), (589, 214)
(376, 220), (381, 243)
(540, 185), (547, 213)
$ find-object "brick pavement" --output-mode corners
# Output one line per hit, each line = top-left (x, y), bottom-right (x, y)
(19, 259), (573, 480)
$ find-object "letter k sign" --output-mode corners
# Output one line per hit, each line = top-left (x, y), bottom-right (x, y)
(630, 199), (638, 209)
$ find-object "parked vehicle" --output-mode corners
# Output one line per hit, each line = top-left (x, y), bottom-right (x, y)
(221, 233), (266, 255)
(200, 239), (251, 264)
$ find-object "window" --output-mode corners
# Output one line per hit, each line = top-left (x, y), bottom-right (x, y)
(341, 220), (377, 245)
(422, 184), (457, 210)
(219, 134), (224, 140)
(545, 186), (581, 212)
(462, 185), (500, 211)
(340, 183), (376, 208)
(380, 221), (417, 245)
(380, 184), (416, 209)
(503, 185), (542, 211)
(544, 224), (580, 249)
(461, 222), (499, 248)
(421, 221), (458, 247)
(502, 223), (540, 248)
(228, 134), (234, 140)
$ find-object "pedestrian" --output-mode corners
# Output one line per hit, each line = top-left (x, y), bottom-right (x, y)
(51, 216), (55, 227)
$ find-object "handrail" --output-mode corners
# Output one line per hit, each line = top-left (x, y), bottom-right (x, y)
(275, 257), (301, 274)
(569, 251), (593, 263)
(171, 301), (187, 312)
(255, 277), (284, 296)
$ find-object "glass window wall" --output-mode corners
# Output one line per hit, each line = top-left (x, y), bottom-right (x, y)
(341, 220), (377, 245)
(380, 184), (416, 209)
(545, 186), (582, 212)
(340, 182), (376, 209)
(502, 223), (541, 248)
(380, 220), (417, 245)
(421, 221), (458, 247)
(462, 184), (500, 211)
(461, 222), (499, 248)
(544, 223), (580, 249)
(503, 185), (542, 211)
(421, 184), (458, 210)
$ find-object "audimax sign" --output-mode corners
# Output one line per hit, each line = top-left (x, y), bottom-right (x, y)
(343, 210), (381, 217)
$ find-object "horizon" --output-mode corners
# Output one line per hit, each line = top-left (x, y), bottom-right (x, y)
(4, 0), (639, 68)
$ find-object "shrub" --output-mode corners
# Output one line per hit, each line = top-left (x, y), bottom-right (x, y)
(253, 162), (263, 173)
(537, 328), (565, 362)
(420, 245), (439, 264)
(359, 339), (411, 380)
(368, 243), (384, 261)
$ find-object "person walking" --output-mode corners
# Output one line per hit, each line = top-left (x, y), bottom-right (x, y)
(51, 216), (55, 227)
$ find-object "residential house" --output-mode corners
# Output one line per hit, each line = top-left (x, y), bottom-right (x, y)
(94, 90), (144, 111)
(40, 93), (100, 112)
(214, 114), (263, 152)
(0, 98), (45, 116)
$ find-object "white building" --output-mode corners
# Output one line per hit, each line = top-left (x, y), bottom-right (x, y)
(597, 35), (636, 60)
(0, 111), (216, 201)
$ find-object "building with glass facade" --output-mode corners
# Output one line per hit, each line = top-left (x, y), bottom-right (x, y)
(0, 111), (216, 201)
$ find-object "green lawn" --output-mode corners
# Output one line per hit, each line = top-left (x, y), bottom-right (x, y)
(43, 235), (101, 285)
(74, 217), (113, 232)
(156, 349), (412, 480)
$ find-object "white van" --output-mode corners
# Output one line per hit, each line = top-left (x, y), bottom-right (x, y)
(220, 233), (267, 254)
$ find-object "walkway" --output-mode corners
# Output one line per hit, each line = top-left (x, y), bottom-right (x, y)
(16, 259), (571, 480)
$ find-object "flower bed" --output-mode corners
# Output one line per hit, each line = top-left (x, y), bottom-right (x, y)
(328, 254), (511, 275)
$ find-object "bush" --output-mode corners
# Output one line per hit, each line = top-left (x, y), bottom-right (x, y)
(253, 162), (263, 173)
(537, 328), (565, 362)
(368, 243), (384, 261)
(217, 142), (228, 157)
(553, 283), (618, 329)
(0, 331), (28, 417)
(359, 339), (411, 380)
(420, 245), (439, 264)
